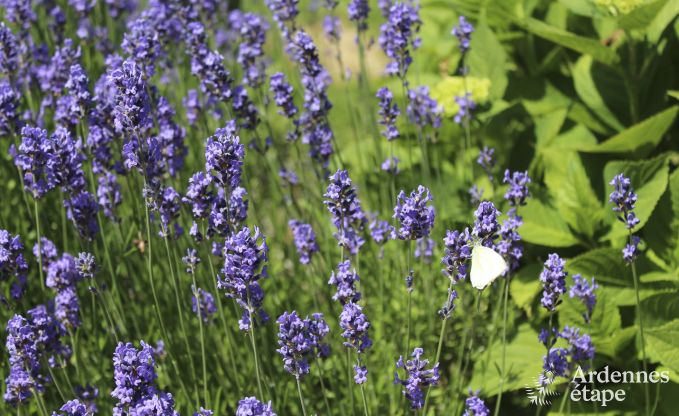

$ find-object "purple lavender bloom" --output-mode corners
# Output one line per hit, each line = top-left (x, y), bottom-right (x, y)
(236, 396), (277, 416)
(0, 230), (29, 299)
(155, 96), (187, 177)
(438, 288), (458, 320)
(494, 208), (523, 273)
(278, 168), (299, 185)
(288, 220), (319, 265)
(354, 365), (368, 384)
(0, 80), (19, 134)
(378, 0), (393, 17)
(65, 63), (90, 107)
(270, 72), (298, 119)
(107, 59), (152, 135)
(452, 16), (474, 54)
(442, 228), (472, 282)
(394, 348), (440, 409)
(231, 85), (260, 131)
(191, 286), (217, 324)
(540, 253), (567, 312)
(542, 347), (569, 380)
(0, 22), (19, 75)
(73, 384), (98, 414)
(111, 341), (179, 416)
(230, 11), (269, 88)
(469, 185), (483, 205)
(348, 0), (370, 32)
(4, 314), (44, 405)
(286, 30), (335, 168)
(122, 16), (161, 77)
(65, 192), (99, 241)
(50, 126), (86, 193)
(33, 237), (58, 269)
(207, 186), (249, 239)
(205, 123), (245, 190)
(323, 15), (341, 42)
(407, 86), (441, 128)
(569, 274), (598, 323)
(97, 172), (122, 221)
(182, 248), (200, 274)
(472, 201), (500, 244)
(609, 173), (640, 230)
(324, 170), (367, 254)
(46, 253), (80, 290)
(182, 89), (201, 126)
(560, 326), (595, 364)
(453, 92), (475, 124)
(503, 170), (531, 206)
(307, 313), (330, 358)
(218, 227), (269, 331)
(13, 126), (57, 198)
(623, 235), (641, 264)
(476, 146), (494, 180)
(185, 22), (233, 104)
(378, 2), (421, 77)
(328, 260), (361, 304)
(265, 0), (299, 30)
(463, 391), (489, 416)
(376, 87), (400, 140)
(54, 286), (80, 329)
(183, 172), (213, 219)
(369, 217), (394, 245)
(144, 183), (182, 238)
(415, 237), (435, 264)
(2, 0), (34, 35)
(276, 311), (316, 378)
(381, 156), (400, 175)
(194, 408), (213, 416)
(339, 302), (371, 353)
(393, 186), (435, 241)
(53, 399), (93, 415)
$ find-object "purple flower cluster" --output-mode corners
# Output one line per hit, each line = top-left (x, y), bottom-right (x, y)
(288, 220), (319, 265)
(541, 326), (595, 381)
(205, 123), (245, 190)
(328, 260), (361, 304)
(323, 15), (341, 42)
(407, 86), (441, 128)
(107, 59), (152, 135)
(463, 391), (489, 416)
(378, 2), (421, 77)
(270, 72), (298, 120)
(185, 22), (233, 104)
(540, 253), (567, 312)
(0, 229), (29, 299)
(394, 347), (440, 409)
(476, 146), (495, 181)
(111, 341), (179, 416)
(53, 399), (93, 416)
(452, 16), (474, 54)
(442, 228), (472, 282)
(218, 227), (269, 331)
(472, 201), (500, 244)
(495, 209), (523, 273)
(381, 156), (400, 175)
(324, 170), (367, 254)
(347, 0), (370, 32)
(230, 11), (269, 88)
(503, 170), (531, 206)
(13, 126), (57, 198)
(623, 235), (640, 264)
(236, 396), (277, 416)
(609, 173), (640, 230)
(276, 311), (330, 378)
(376, 87), (400, 141)
(191, 286), (217, 324)
(0, 80), (19, 135)
(369, 216), (394, 245)
(438, 288), (458, 320)
(569, 274), (598, 323)
(453, 93), (475, 125)
(286, 30), (335, 168)
(340, 302), (372, 381)
(394, 186), (435, 241)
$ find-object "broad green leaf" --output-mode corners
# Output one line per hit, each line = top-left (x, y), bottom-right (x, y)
(669, 90), (679, 101)
(468, 324), (544, 395)
(641, 293), (679, 328)
(510, 262), (542, 310)
(517, 18), (619, 65)
(567, 248), (629, 286)
(520, 199), (581, 247)
(467, 22), (508, 99)
(580, 106), (678, 154)
(534, 109), (568, 147)
(572, 55), (625, 131)
(602, 154), (670, 239)
(647, 0), (679, 42)
(560, 290), (621, 345)
(601, 285), (677, 307)
(646, 319), (679, 374)
(618, 0), (668, 31)
(521, 82), (571, 116)
(641, 271), (679, 283)
(543, 151), (602, 238)
(557, 0), (600, 17)
(550, 125), (598, 150)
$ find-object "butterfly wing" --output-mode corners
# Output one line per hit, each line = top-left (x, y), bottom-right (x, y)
(470, 245), (508, 290)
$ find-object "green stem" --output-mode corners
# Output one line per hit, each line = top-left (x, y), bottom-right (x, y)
(494, 276), (511, 416)
(248, 326), (265, 400)
(296, 377), (308, 416)
(630, 232), (649, 416)
(33, 199), (45, 291)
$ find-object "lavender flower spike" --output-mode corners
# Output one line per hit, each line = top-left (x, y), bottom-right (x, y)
(394, 186), (435, 241)
(394, 347), (440, 409)
(540, 253), (567, 312)
(609, 173), (640, 230)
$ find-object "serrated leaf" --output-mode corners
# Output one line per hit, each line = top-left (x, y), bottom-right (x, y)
(517, 18), (619, 65)
(572, 55), (625, 131)
(641, 293), (679, 328)
(602, 154), (670, 239)
(520, 199), (581, 247)
(580, 106), (678, 154)
(560, 289), (621, 344)
(567, 248), (629, 286)
(646, 319), (679, 374)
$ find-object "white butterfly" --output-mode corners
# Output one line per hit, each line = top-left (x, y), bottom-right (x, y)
(470, 244), (507, 290)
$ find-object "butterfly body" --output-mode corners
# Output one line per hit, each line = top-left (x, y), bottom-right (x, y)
(470, 244), (507, 290)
